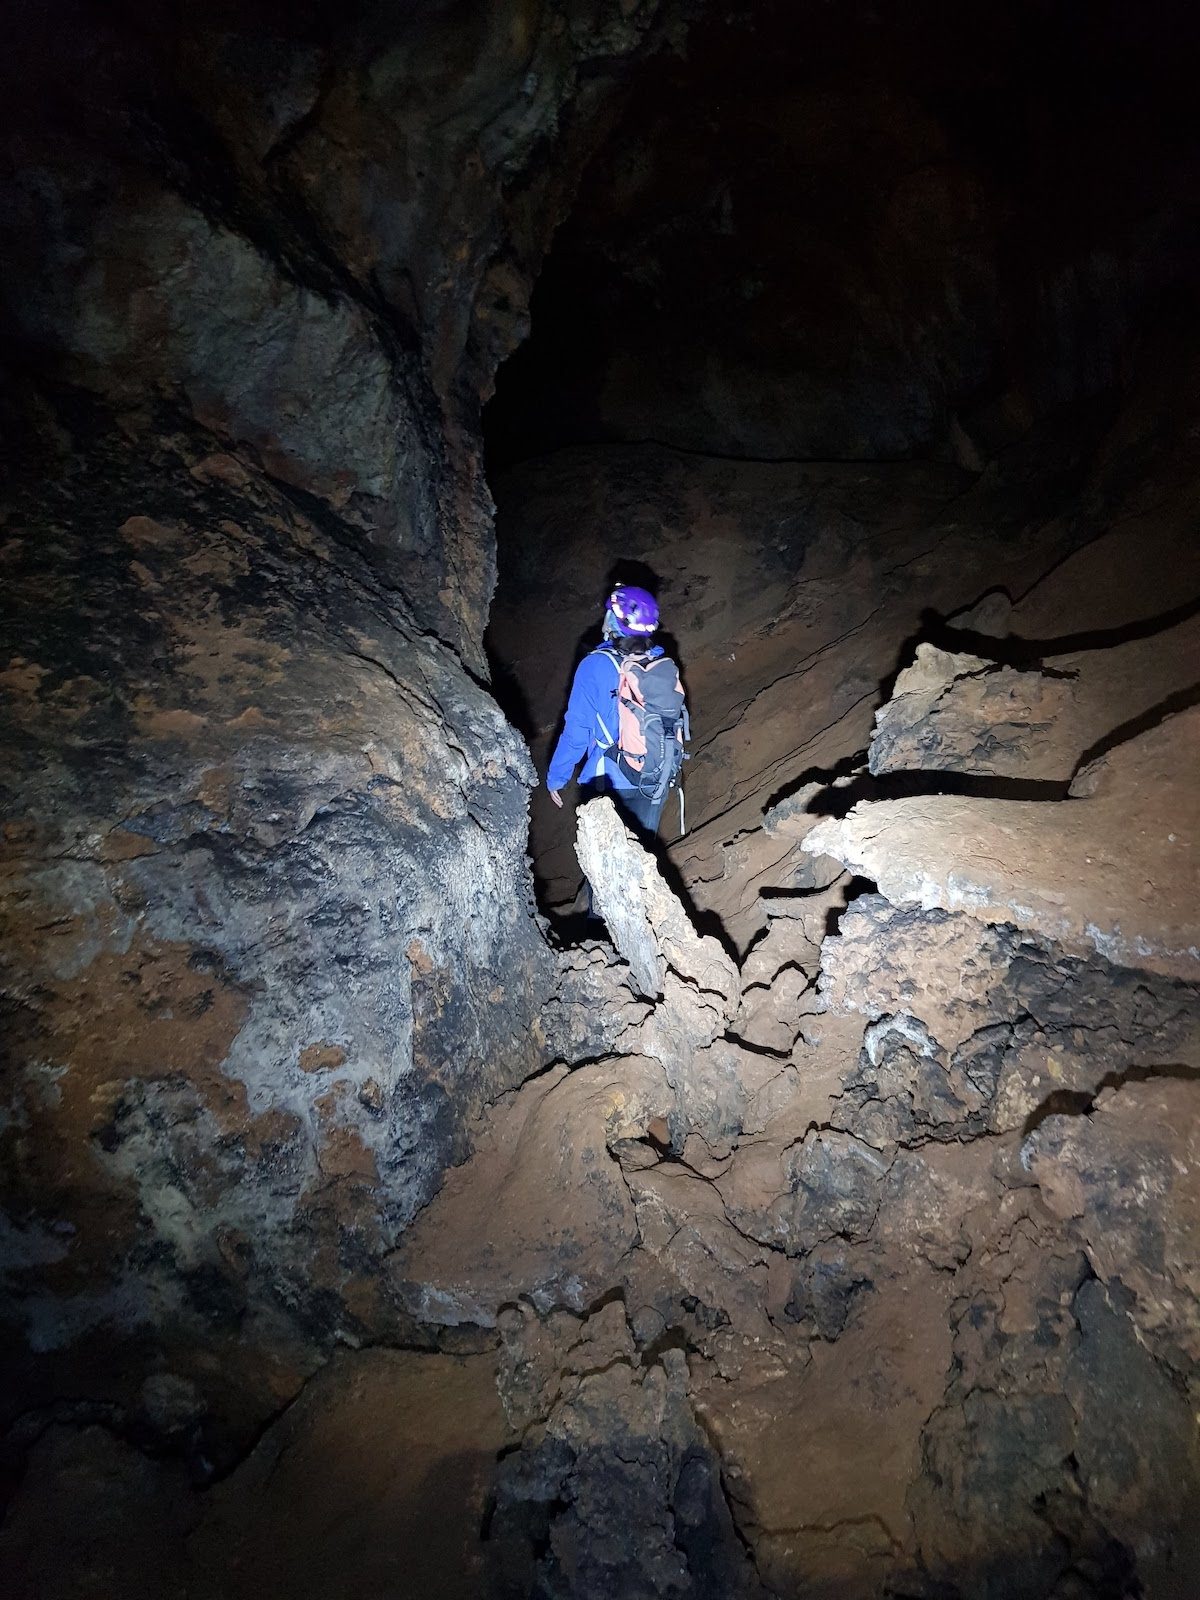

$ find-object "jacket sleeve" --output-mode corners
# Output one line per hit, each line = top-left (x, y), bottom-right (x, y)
(546, 654), (613, 790)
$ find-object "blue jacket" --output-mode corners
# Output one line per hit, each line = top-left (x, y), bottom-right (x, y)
(546, 645), (664, 792)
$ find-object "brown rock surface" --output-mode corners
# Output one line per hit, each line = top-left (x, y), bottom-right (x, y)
(697, 1266), (953, 1596)
(389, 1057), (669, 1326)
(1026, 1076), (1200, 1374)
(869, 612), (1200, 782)
(806, 706), (1200, 979)
(192, 1350), (508, 1599)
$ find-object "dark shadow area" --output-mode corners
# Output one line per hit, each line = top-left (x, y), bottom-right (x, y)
(805, 768), (1074, 820)
(822, 876), (878, 939)
(762, 749), (871, 818)
(486, 648), (537, 749)
(603, 557), (660, 596)
(1072, 679), (1200, 773)
(764, 754), (1073, 827)
(923, 590), (1200, 667)
(1021, 1061), (1200, 1138)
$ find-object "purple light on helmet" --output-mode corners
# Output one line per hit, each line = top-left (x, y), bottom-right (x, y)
(608, 585), (659, 635)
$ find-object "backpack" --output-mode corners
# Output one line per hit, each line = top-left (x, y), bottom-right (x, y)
(598, 648), (689, 802)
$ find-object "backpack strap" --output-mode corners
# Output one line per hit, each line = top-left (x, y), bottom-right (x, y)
(587, 646), (622, 759)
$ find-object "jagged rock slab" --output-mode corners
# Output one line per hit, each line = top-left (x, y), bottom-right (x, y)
(869, 611), (1200, 781)
(869, 643), (1076, 779)
(806, 707), (1200, 978)
(818, 896), (1200, 1139)
(577, 797), (739, 1011)
(576, 799), (778, 1142)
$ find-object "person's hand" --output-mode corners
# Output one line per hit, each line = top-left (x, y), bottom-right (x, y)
(548, 789), (563, 809)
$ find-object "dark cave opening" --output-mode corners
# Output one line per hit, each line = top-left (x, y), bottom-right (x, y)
(2, 3), (1200, 1597)
(483, 0), (1200, 918)
(484, 0), (1200, 474)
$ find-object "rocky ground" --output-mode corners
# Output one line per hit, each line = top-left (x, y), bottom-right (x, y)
(6, 461), (1198, 1594)
(3, 3), (1199, 1596)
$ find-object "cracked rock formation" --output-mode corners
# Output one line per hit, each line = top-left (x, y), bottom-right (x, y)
(805, 705), (1200, 978)
(0, 397), (563, 1446)
(4, 2), (1200, 1597)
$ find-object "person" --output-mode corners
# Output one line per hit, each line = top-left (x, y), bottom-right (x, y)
(546, 584), (684, 838)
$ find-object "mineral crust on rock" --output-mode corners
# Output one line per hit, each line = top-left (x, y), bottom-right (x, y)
(0, 400), (562, 1441)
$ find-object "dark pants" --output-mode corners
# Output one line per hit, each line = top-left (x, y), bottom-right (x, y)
(585, 774), (665, 839)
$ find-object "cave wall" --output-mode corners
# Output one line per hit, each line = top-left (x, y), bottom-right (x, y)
(1, 2), (1199, 1590)
(1, 0), (689, 654)
(0, 393), (563, 1438)
(0, 0), (690, 1451)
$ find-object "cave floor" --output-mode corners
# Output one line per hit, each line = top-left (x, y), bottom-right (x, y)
(4, 390), (1200, 1600)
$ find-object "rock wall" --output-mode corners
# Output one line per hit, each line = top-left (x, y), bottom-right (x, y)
(0, 388), (562, 1451)
(0, 0), (689, 1454)
(1, 0), (685, 654)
